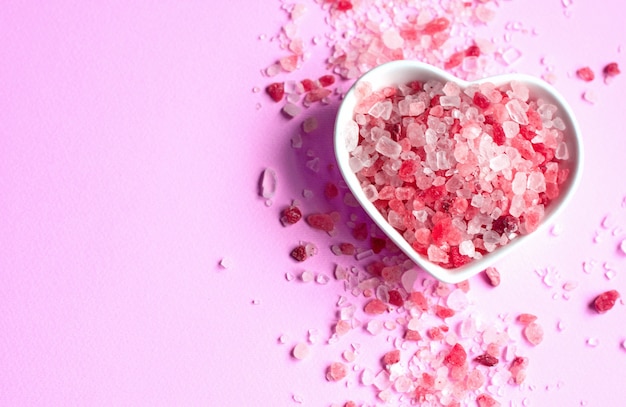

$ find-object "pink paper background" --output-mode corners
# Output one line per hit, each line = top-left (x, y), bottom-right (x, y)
(1, 1), (625, 405)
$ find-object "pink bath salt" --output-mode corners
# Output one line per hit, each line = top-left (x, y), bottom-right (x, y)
(508, 356), (529, 384)
(280, 54), (299, 72)
(306, 213), (335, 232)
(466, 369), (486, 390)
(516, 313), (538, 324)
(484, 267), (501, 287)
(382, 349), (401, 367)
(476, 394), (500, 407)
(327, 362), (348, 381)
(523, 322), (544, 346)
(364, 299), (387, 315)
(444, 343), (467, 367)
(335, 320), (351, 336)
(292, 342), (311, 360)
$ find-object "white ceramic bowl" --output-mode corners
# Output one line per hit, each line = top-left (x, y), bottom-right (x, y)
(334, 60), (583, 283)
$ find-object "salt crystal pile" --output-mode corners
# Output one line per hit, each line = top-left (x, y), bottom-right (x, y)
(349, 79), (570, 268)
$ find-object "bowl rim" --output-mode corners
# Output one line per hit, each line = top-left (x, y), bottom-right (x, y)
(334, 60), (584, 283)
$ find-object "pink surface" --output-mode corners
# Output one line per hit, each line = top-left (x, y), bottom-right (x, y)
(1, 1), (625, 406)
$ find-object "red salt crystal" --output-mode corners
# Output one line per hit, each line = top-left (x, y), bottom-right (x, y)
(281, 205), (302, 225)
(387, 290), (404, 307)
(576, 66), (595, 82)
(326, 362), (347, 381)
(290, 245), (308, 262)
(407, 80), (422, 91)
(366, 260), (385, 277)
(423, 17), (450, 34)
(398, 160), (418, 181)
(434, 304), (455, 319)
(370, 237), (386, 254)
(593, 289), (620, 313)
(444, 343), (467, 367)
(319, 74), (336, 87)
(305, 88), (332, 103)
(523, 322), (544, 346)
(339, 242), (356, 255)
(431, 217), (463, 246)
(474, 353), (499, 367)
(465, 45), (481, 57)
(266, 82), (285, 102)
(604, 62), (621, 77)
(491, 215), (519, 235)
(352, 222), (368, 241)
(382, 349), (401, 366)
(324, 182), (339, 199)
(448, 246), (472, 268)
(307, 213), (335, 232)
(492, 123), (506, 146)
(484, 266), (501, 287)
(405, 329), (422, 341)
(334, 0), (353, 11)
(444, 50), (465, 70)
(526, 108), (543, 130)
(364, 299), (387, 315)
(344, 402), (357, 407)
(301, 78), (317, 92)
(476, 393), (500, 407)
(517, 313), (538, 324)
(473, 92), (491, 109)
(409, 291), (429, 311)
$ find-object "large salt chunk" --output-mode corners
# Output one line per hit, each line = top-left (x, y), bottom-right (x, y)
(527, 171), (546, 193)
(375, 135), (402, 159)
(489, 154), (511, 172)
(342, 120), (360, 152)
(555, 141), (569, 160)
(505, 99), (529, 125)
(440, 95), (461, 108)
(502, 121), (520, 138)
(369, 100), (393, 120)
(512, 172), (527, 195)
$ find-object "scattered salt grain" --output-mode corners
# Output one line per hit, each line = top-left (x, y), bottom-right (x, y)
(582, 90), (598, 104)
(586, 337), (599, 347)
(301, 270), (315, 283)
(218, 257), (233, 269)
(259, 168), (277, 200)
(302, 117), (318, 133)
(285, 272), (295, 281)
(293, 342), (310, 360)
(316, 273), (330, 285)
(621, 239), (626, 254)
(292, 394), (304, 404)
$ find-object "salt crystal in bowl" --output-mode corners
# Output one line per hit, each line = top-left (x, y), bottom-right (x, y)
(334, 60), (583, 283)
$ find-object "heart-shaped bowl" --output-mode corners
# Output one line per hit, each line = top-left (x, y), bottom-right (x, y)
(334, 60), (583, 284)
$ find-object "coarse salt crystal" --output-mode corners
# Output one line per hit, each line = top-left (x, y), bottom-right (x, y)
(259, 168), (277, 199)
(218, 257), (234, 269)
(293, 342), (310, 360)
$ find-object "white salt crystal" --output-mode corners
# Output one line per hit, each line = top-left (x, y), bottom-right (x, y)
(340, 120), (359, 152)
(439, 95), (461, 108)
(512, 172), (527, 195)
(489, 154), (511, 172)
(586, 337), (599, 347)
(583, 90), (597, 104)
(502, 47), (522, 65)
(527, 171), (546, 193)
(502, 121), (520, 138)
(506, 99), (529, 125)
(302, 117), (318, 133)
(459, 240), (475, 257)
(282, 102), (301, 117)
(301, 270), (314, 283)
(291, 133), (303, 149)
(555, 141), (569, 160)
(375, 136), (402, 159)
(218, 257), (233, 269)
(620, 239), (626, 254)
(446, 289), (469, 311)
(382, 29), (404, 49)
(259, 168), (277, 199)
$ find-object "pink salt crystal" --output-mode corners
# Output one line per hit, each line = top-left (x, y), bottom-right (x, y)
(280, 54), (299, 72)
(582, 90), (597, 104)
(366, 320), (383, 335)
(446, 289), (469, 311)
(327, 362), (348, 381)
(259, 168), (277, 199)
(301, 270), (314, 283)
(307, 213), (335, 232)
(335, 320), (351, 336)
(484, 267), (501, 287)
(523, 322), (544, 346)
(218, 257), (233, 269)
(302, 117), (318, 133)
(283, 102), (302, 117)
(476, 393), (500, 407)
(291, 133), (303, 149)
(292, 342), (310, 360)
(505, 99), (529, 125)
(364, 299), (387, 315)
